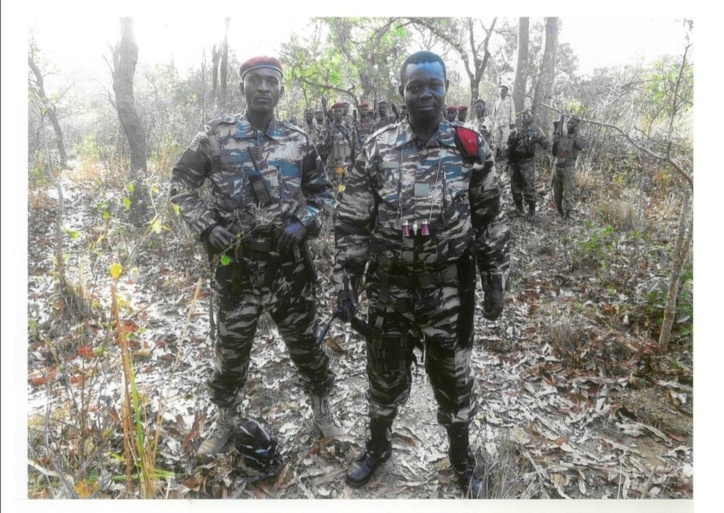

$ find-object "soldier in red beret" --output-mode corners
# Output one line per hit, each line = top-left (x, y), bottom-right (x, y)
(171, 56), (344, 461)
(457, 105), (468, 123)
(445, 105), (458, 122)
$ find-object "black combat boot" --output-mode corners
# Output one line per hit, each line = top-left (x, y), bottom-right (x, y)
(345, 418), (393, 487)
(513, 196), (524, 215)
(527, 202), (536, 219)
(447, 425), (486, 498)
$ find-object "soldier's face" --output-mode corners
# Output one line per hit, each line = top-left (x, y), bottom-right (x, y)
(475, 102), (485, 117)
(333, 108), (344, 122)
(522, 114), (532, 126)
(567, 121), (578, 134)
(446, 111), (456, 122)
(305, 111), (314, 122)
(500, 87), (508, 98)
(315, 113), (324, 123)
(401, 61), (447, 123)
(241, 68), (283, 115)
(378, 104), (387, 117)
(458, 111), (467, 122)
(360, 107), (369, 117)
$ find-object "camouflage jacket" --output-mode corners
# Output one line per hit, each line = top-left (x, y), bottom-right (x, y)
(507, 124), (550, 161)
(552, 132), (587, 167)
(355, 116), (375, 146)
(170, 113), (335, 241)
(324, 121), (357, 169)
(334, 120), (510, 287)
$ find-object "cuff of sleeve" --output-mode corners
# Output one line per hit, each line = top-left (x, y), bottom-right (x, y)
(294, 207), (321, 237)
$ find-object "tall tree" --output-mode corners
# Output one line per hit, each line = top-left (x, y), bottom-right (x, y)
(407, 17), (499, 109)
(109, 17), (149, 221)
(28, 52), (67, 168)
(219, 17), (231, 109)
(532, 17), (559, 134)
(512, 17), (529, 114)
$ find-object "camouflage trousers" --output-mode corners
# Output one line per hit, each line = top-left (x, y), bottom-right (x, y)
(493, 125), (511, 154)
(510, 158), (537, 207)
(362, 276), (478, 429)
(552, 164), (577, 212)
(208, 254), (333, 408)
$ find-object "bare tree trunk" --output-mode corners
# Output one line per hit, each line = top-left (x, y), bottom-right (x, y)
(533, 17), (558, 135)
(111, 17), (149, 223)
(219, 18), (230, 110)
(28, 56), (67, 168)
(211, 45), (219, 103)
(513, 17), (529, 114)
(659, 188), (692, 350)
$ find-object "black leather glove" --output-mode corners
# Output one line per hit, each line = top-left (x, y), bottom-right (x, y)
(277, 219), (307, 256)
(206, 225), (238, 252)
(335, 289), (356, 323)
(481, 273), (505, 321)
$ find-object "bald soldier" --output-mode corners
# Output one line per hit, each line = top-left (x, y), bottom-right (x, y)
(170, 56), (344, 460)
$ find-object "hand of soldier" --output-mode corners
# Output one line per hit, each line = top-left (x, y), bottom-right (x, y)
(335, 290), (356, 322)
(277, 219), (307, 255)
(481, 273), (505, 321)
(206, 225), (238, 252)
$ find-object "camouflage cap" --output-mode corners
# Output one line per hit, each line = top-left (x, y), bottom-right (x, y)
(240, 56), (283, 80)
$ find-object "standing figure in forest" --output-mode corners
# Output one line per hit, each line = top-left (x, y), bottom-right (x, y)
(334, 50), (510, 498)
(373, 100), (396, 130)
(324, 102), (358, 193)
(491, 84), (515, 160)
(506, 108), (550, 218)
(170, 56), (344, 460)
(355, 101), (374, 144)
(472, 99), (492, 144)
(552, 115), (588, 220)
(445, 105), (458, 122)
(457, 105), (468, 123)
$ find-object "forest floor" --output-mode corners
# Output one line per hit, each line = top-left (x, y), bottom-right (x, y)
(26, 158), (693, 500)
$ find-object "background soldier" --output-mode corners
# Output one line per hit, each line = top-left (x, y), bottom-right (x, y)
(552, 115), (588, 220)
(506, 108), (550, 218)
(334, 50), (510, 498)
(445, 104), (458, 122)
(170, 56), (343, 460)
(398, 104), (408, 122)
(457, 105), (468, 123)
(372, 100), (396, 130)
(355, 101), (374, 144)
(471, 98), (492, 143)
(491, 84), (515, 160)
(324, 101), (357, 193)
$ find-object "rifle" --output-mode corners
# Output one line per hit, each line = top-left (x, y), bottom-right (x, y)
(315, 310), (372, 345)
(389, 102), (399, 122)
(552, 112), (565, 156)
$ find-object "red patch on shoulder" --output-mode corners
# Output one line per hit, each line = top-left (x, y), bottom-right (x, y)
(455, 126), (479, 159)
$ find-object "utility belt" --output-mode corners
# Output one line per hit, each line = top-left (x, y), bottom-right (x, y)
(374, 261), (459, 289)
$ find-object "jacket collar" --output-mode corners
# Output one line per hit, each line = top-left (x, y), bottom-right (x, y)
(393, 120), (457, 150)
(233, 112), (283, 141)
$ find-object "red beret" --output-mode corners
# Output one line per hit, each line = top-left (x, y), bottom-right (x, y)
(446, 105), (458, 112)
(331, 102), (345, 109)
(458, 105), (468, 112)
(314, 109), (323, 114)
(359, 102), (369, 108)
(239, 56), (283, 80)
